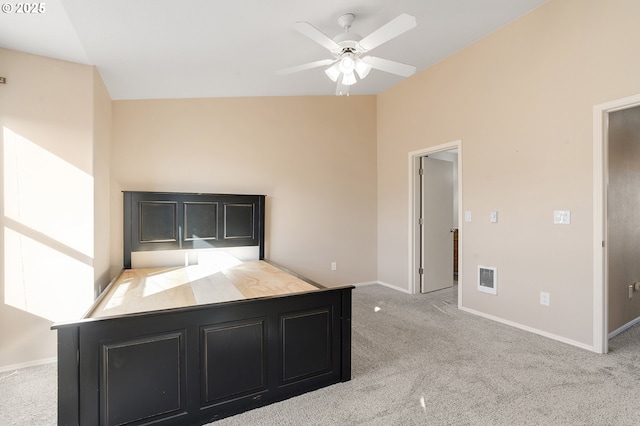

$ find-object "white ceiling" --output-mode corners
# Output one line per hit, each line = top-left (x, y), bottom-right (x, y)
(0, 0), (548, 100)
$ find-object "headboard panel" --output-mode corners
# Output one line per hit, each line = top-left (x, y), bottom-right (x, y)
(123, 191), (265, 268)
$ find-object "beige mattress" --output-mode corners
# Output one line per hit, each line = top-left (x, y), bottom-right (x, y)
(88, 260), (318, 318)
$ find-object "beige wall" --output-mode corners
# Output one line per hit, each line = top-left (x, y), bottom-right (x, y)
(5, 0), (640, 368)
(0, 48), (111, 368)
(110, 96), (378, 287)
(0, 49), (376, 368)
(377, 0), (640, 348)
(93, 68), (113, 294)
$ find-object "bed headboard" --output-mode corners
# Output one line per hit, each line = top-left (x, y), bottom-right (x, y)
(123, 191), (265, 269)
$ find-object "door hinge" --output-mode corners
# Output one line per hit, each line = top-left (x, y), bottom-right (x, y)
(419, 217), (424, 226)
(602, 240), (605, 248)
(418, 268), (424, 275)
(418, 168), (424, 176)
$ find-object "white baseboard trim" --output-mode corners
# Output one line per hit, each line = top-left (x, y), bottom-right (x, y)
(352, 280), (411, 294)
(609, 315), (640, 339)
(351, 281), (379, 287)
(374, 281), (412, 294)
(0, 356), (57, 373)
(460, 306), (596, 353)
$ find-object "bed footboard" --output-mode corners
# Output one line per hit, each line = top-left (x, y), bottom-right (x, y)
(53, 286), (353, 426)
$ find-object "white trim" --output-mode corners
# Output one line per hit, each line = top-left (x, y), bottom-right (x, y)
(0, 357), (56, 373)
(407, 141), (463, 306)
(593, 103), (606, 354)
(351, 281), (381, 287)
(376, 281), (413, 294)
(460, 307), (596, 352)
(593, 93), (640, 354)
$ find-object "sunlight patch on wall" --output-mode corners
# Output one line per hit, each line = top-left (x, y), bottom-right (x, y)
(3, 127), (94, 322)
(4, 127), (94, 256)
(4, 228), (94, 322)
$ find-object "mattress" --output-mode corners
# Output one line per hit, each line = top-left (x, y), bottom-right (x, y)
(89, 260), (319, 318)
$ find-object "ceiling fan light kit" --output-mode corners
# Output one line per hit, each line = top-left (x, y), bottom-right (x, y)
(278, 12), (417, 95)
(354, 59), (372, 79)
(324, 63), (341, 82)
(324, 54), (371, 86)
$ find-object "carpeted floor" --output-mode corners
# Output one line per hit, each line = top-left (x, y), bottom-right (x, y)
(3, 283), (640, 425)
(0, 362), (56, 426)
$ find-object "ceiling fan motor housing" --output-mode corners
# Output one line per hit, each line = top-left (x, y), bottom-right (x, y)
(333, 13), (364, 56)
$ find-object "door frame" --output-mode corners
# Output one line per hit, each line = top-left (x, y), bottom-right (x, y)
(408, 140), (462, 307)
(593, 93), (640, 354)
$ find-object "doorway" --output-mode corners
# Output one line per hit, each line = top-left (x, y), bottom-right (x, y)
(594, 93), (640, 354)
(607, 105), (640, 341)
(409, 141), (462, 306)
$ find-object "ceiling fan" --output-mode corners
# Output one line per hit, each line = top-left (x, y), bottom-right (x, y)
(278, 13), (417, 96)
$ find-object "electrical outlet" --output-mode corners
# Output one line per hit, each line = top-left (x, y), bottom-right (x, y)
(331, 261), (337, 271)
(540, 291), (550, 306)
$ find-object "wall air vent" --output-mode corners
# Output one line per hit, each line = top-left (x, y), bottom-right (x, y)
(478, 266), (497, 295)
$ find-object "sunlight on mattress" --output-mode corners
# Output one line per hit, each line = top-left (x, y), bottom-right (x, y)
(142, 252), (242, 297)
(100, 281), (131, 311)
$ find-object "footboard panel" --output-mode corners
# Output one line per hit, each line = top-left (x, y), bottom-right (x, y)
(54, 286), (353, 426)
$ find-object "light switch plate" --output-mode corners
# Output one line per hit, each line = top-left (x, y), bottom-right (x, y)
(465, 211), (472, 222)
(554, 210), (571, 224)
(490, 211), (498, 223)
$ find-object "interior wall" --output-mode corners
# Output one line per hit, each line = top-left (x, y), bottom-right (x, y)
(0, 48), (109, 368)
(92, 68), (113, 296)
(110, 96), (377, 287)
(377, 0), (640, 348)
(607, 105), (640, 333)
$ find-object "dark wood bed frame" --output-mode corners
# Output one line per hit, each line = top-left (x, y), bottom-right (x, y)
(52, 191), (353, 425)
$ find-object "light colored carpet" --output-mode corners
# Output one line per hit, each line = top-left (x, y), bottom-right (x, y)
(3, 284), (640, 425)
(0, 362), (56, 426)
(213, 284), (640, 425)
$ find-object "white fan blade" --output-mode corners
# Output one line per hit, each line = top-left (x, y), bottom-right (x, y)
(336, 80), (350, 96)
(294, 22), (341, 52)
(277, 59), (336, 75)
(359, 14), (417, 52)
(363, 56), (416, 77)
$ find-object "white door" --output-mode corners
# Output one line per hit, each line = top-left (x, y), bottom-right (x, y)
(421, 156), (454, 293)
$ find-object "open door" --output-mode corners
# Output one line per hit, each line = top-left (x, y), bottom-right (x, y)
(607, 105), (640, 337)
(420, 156), (454, 293)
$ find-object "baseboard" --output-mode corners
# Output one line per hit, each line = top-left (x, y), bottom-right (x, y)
(352, 281), (379, 287)
(460, 306), (596, 353)
(373, 281), (412, 294)
(0, 356), (57, 373)
(609, 315), (640, 339)
(347, 282), (596, 352)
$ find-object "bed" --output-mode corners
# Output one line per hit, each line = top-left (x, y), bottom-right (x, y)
(52, 191), (353, 425)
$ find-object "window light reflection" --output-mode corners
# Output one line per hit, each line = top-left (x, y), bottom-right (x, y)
(3, 126), (95, 322)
